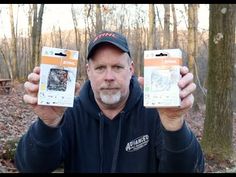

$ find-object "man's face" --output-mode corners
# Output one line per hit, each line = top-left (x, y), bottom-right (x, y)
(87, 45), (134, 107)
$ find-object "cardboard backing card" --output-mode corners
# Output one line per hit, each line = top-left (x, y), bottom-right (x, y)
(144, 49), (182, 108)
(38, 46), (79, 107)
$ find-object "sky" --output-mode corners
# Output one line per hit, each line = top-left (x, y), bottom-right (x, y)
(0, 4), (209, 38)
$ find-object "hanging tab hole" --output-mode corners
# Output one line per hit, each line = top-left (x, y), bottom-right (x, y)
(155, 53), (167, 57)
(55, 52), (67, 57)
(156, 53), (167, 57)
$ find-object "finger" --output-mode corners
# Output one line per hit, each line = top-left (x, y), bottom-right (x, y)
(23, 94), (38, 105)
(180, 66), (189, 75)
(178, 72), (194, 89)
(179, 83), (196, 99)
(33, 66), (40, 74)
(180, 94), (194, 109)
(28, 72), (40, 84)
(24, 81), (39, 96)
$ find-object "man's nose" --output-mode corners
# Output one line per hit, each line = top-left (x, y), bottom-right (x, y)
(104, 68), (115, 81)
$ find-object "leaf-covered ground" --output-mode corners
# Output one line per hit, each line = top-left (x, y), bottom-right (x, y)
(0, 83), (236, 173)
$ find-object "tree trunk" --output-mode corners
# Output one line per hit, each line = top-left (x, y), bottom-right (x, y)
(58, 26), (63, 48)
(31, 4), (44, 68)
(118, 4), (125, 33)
(95, 4), (102, 34)
(71, 5), (85, 80)
(27, 4), (33, 75)
(187, 4), (198, 75)
(148, 4), (156, 49)
(0, 48), (13, 79)
(51, 26), (56, 47)
(31, 4), (37, 70)
(83, 5), (89, 80)
(163, 4), (170, 49)
(156, 5), (163, 32)
(201, 4), (236, 161)
(9, 4), (18, 80)
(35, 4), (44, 66)
(188, 4), (201, 111)
(171, 4), (178, 48)
(71, 4), (80, 51)
(134, 5), (141, 76)
(85, 4), (92, 39)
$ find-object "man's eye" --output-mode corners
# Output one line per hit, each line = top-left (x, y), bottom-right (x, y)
(113, 66), (123, 71)
(95, 66), (105, 72)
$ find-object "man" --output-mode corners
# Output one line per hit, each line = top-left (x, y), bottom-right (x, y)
(15, 31), (205, 173)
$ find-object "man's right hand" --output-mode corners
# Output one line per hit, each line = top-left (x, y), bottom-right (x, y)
(23, 66), (80, 127)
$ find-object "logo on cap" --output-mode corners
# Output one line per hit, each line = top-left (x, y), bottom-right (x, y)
(93, 32), (117, 43)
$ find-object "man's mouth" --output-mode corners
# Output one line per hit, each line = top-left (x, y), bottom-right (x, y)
(101, 87), (119, 90)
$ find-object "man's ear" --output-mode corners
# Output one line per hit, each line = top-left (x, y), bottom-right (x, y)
(86, 63), (90, 79)
(130, 61), (135, 76)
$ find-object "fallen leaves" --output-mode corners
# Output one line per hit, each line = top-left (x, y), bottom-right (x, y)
(0, 83), (235, 173)
(0, 83), (37, 173)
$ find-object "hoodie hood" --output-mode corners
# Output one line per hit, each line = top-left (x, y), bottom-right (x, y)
(77, 75), (143, 118)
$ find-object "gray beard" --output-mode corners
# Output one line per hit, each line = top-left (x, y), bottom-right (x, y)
(100, 91), (121, 105)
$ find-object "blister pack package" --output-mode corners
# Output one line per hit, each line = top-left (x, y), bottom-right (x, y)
(144, 49), (182, 108)
(38, 46), (79, 107)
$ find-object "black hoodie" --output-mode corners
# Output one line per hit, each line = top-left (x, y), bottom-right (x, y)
(15, 76), (205, 173)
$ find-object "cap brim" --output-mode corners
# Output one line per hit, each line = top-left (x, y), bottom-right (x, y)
(87, 41), (129, 60)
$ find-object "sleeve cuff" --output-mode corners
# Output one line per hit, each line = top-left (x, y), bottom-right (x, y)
(30, 117), (65, 146)
(162, 121), (193, 152)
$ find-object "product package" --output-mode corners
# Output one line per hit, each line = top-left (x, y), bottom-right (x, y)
(38, 46), (79, 107)
(144, 49), (182, 108)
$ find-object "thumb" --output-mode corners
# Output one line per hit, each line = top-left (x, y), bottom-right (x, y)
(138, 76), (144, 89)
(75, 82), (81, 96)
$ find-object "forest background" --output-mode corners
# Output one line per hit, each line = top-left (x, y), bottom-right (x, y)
(0, 4), (236, 173)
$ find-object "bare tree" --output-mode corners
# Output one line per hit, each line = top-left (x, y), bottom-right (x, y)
(84, 4), (93, 39)
(202, 4), (236, 161)
(27, 4), (33, 74)
(9, 4), (18, 80)
(187, 4), (198, 75)
(118, 4), (125, 33)
(155, 5), (163, 32)
(71, 4), (86, 80)
(31, 4), (44, 69)
(71, 4), (81, 51)
(95, 4), (102, 34)
(133, 4), (144, 76)
(163, 4), (170, 49)
(0, 47), (13, 79)
(148, 4), (156, 49)
(171, 4), (179, 48)
(187, 4), (203, 111)
(31, 4), (37, 70)
(35, 4), (44, 66)
(58, 26), (63, 48)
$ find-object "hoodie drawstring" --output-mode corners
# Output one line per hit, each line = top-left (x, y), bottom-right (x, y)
(99, 111), (125, 173)
(99, 112), (104, 173)
(111, 111), (125, 173)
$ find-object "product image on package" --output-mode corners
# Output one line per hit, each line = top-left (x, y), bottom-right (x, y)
(150, 67), (179, 92)
(47, 68), (69, 91)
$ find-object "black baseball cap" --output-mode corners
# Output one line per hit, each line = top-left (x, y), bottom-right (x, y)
(87, 31), (131, 60)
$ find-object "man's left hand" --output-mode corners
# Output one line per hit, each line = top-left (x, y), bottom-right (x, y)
(138, 66), (196, 131)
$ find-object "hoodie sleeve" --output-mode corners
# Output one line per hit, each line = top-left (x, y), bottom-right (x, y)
(158, 121), (205, 173)
(14, 117), (64, 173)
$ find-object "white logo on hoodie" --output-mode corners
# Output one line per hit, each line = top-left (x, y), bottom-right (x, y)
(125, 135), (149, 152)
